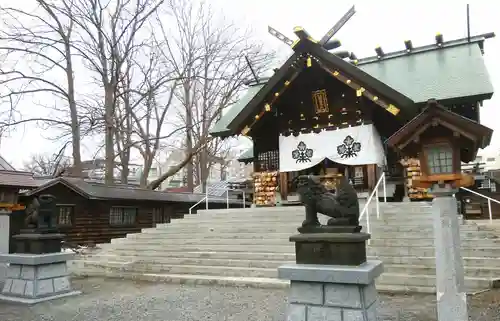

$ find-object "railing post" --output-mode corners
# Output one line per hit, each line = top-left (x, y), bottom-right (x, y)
(382, 174), (387, 202)
(226, 190), (229, 209)
(375, 189), (380, 219)
(205, 187), (208, 210)
(242, 191), (246, 208)
(488, 199), (492, 223)
(366, 206), (371, 245)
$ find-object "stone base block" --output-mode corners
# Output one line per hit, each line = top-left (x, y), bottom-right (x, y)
(279, 261), (383, 321)
(0, 252), (80, 304)
(290, 233), (370, 266)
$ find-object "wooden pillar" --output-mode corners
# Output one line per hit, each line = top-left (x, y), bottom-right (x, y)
(367, 164), (376, 190)
(279, 172), (288, 200)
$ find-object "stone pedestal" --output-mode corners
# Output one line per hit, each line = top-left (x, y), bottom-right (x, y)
(290, 232), (369, 266)
(431, 185), (468, 321)
(279, 261), (383, 321)
(0, 211), (10, 286)
(0, 252), (81, 304)
(13, 231), (64, 254)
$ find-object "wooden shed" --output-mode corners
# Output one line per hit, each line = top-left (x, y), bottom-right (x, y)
(21, 177), (246, 246)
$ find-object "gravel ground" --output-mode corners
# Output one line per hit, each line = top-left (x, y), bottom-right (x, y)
(0, 277), (498, 321)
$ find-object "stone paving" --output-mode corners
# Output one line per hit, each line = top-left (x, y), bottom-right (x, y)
(0, 277), (498, 321)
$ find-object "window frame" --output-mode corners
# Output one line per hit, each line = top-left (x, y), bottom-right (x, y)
(109, 206), (138, 226)
(422, 143), (455, 175)
(55, 204), (75, 227)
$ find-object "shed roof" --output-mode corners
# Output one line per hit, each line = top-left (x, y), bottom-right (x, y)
(24, 177), (240, 205)
(0, 170), (38, 188)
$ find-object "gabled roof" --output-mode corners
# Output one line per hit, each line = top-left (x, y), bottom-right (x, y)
(210, 33), (495, 138)
(210, 84), (264, 137)
(386, 99), (493, 162)
(222, 38), (414, 136)
(23, 177), (240, 205)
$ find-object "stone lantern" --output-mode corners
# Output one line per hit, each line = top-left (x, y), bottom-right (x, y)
(387, 98), (493, 321)
(387, 99), (491, 190)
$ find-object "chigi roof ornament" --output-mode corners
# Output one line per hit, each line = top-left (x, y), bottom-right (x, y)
(267, 5), (358, 65)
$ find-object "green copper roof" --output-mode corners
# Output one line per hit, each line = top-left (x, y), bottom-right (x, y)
(210, 84), (265, 136)
(357, 43), (493, 103)
(210, 36), (494, 137)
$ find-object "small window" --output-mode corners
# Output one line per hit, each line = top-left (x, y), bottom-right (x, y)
(150, 168), (158, 176)
(152, 207), (169, 225)
(487, 157), (496, 162)
(57, 206), (74, 226)
(109, 207), (137, 226)
(354, 166), (364, 178)
(426, 145), (454, 175)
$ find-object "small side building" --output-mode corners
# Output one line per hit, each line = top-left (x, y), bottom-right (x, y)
(21, 177), (246, 246)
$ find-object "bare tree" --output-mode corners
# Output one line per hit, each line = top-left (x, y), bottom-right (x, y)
(24, 153), (72, 177)
(65, 0), (165, 184)
(152, 0), (274, 191)
(0, 0), (84, 175)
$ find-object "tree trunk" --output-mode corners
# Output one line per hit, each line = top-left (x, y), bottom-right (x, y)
(140, 154), (153, 188)
(184, 80), (194, 192)
(120, 149), (130, 184)
(104, 85), (115, 185)
(63, 36), (82, 177)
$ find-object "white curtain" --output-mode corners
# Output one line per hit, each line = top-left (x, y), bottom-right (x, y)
(279, 124), (386, 172)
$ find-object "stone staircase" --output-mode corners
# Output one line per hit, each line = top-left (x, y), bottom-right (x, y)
(69, 202), (500, 293)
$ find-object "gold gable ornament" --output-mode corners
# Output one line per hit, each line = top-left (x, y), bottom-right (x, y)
(312, 89), (329, 114)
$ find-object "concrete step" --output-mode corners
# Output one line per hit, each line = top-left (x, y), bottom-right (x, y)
(194, 203), (432, 215)
(368, 246), (500, 258)
(376, 273), (498, 291)
(369, 238), (500, 247)
(75, 253), (500, 271)
(110, 236), (500, 248)
(99, 243), (500, 259)
(374, 256), (500, 268)
(73, 270), (290, 289)
(141, 224), (483, 235)
(78, 261), (278, 278)
(126, 230), (497, 241)
(383, 264), (500, 278)
(69, 265), (493, 293)
(81, 251), (297, 261)
(99, 243), (294, 253)
(71, 255), (500, 279)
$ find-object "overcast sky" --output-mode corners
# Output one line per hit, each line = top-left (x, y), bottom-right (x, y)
(0, 0), (498, 168)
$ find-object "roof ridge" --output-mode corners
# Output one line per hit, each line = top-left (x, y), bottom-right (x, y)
(356, 32), (494, 65)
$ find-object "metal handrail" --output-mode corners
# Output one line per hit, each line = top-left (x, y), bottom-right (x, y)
(188, 186), (247, 215)
(460, 186), (500, 223)
(189, 196), (207, 215)
(358, 172), (387, 236)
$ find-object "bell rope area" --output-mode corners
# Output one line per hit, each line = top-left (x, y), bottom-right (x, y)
(0, 2), (499, 321)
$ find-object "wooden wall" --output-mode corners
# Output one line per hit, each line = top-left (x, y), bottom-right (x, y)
(19, 184), (247, 246)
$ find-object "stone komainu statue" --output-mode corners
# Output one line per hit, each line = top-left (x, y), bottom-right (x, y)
(295, 175), (359, 227)
(24, 197), (40, 227)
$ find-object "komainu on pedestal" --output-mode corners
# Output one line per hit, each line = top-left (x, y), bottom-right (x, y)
(295, 175), (360, 233)
(291, 175), (369, 266)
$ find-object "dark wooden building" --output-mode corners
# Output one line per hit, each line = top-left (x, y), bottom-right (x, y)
(21, 177), (246, 246)
(211, 30), (495, 205)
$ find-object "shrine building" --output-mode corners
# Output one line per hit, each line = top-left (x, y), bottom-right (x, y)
(210, 30), (495, 206)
